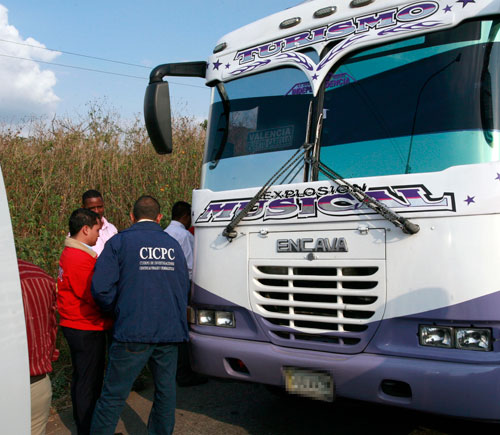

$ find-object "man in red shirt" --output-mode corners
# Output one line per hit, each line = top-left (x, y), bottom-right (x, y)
(58, 208), (113, 435)
(18, 259), (58, 435)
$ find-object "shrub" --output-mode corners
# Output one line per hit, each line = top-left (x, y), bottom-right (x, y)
(0, 109), (205, 276)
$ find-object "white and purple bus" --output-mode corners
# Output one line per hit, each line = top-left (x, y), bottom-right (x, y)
(145, 0), (500, 420)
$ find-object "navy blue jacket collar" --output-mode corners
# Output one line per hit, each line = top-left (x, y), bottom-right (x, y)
(127, 221), (163, 231)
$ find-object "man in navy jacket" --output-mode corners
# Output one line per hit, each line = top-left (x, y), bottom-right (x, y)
(90, 195), (189, 435)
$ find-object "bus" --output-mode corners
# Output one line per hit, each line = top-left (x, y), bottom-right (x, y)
(144, 0), (500, 420)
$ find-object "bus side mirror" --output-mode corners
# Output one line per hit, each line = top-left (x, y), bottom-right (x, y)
(144, 81), (173, 155)
(144, 61), (207, 155)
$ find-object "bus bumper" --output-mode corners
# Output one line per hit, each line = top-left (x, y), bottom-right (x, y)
(189, 332), (500, 420)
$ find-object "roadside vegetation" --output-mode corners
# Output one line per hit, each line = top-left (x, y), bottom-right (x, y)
(0, 103), (206, 409)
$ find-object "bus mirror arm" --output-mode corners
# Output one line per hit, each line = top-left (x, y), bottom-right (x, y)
(149, 62), (207, 81)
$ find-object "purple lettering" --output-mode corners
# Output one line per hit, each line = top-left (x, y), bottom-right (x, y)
(236, 200), (267, 219)
(298, 197), (316, 218)
(356, 10), (396, 32)
(196, 202), (240, 222)
(235, 47), (260, 64)
(327, 20), (356, 40)
(397, 2), (438, 22)
(283, 32), (311, 51)
(259, 41), (283, 58)
(264, 198), (298, 219)
(317, 194), (357, 213)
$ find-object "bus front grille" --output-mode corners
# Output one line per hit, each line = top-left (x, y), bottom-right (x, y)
(249, 261), (386, 354)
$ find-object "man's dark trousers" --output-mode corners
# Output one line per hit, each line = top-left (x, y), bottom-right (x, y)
(90, 340), (178, 435)
(61, 327), (107, 435)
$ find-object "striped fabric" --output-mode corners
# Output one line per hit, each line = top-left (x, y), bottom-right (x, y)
(18, 260), (59, 376)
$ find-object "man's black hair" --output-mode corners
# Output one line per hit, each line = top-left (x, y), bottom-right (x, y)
(133, 196), (160, 220)
(69, 208), (100, 236)
(82, 189), (103, 204)
(171, 201), (191, 221)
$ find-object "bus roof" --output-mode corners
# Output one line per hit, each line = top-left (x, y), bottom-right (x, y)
(205, 0), (498, 92)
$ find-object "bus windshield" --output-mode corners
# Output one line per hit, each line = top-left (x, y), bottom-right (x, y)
(202, 67), (313, 191)
(319, 19), (500, 179)
(202, 18), (500, 191)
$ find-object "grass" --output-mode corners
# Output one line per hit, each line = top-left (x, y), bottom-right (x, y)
(0, 105), (206, 409)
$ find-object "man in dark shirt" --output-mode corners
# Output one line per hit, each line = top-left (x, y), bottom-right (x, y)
(18, 259), (59, 435)
(91, 195), (189, 435)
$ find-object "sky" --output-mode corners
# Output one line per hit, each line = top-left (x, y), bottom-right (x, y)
(0, 0), (297, 124)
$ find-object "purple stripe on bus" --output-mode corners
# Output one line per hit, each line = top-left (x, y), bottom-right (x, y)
(366, 290), (500, 363)
(192, 283), (379, 353)
(191, 283), (500, 363)
(190, 283), (268, 341)
(190, 332), (500, 420)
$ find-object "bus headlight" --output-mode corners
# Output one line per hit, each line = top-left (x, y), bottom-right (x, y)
(197, 309), (235, 328)
(419, 325), (452, 348)
(198, 310), (215, 326)
(419, 325), (493, 351)
(456, 328), (491, 351)
(215, 311), (235, 328)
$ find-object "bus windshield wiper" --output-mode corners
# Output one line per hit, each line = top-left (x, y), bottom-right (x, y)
(310, 158), (420, 234)
(209, 83), (231, 170)
(306, 95), (419, 234)
(222, 142), (313, 240)
(222, 103), (419, 240)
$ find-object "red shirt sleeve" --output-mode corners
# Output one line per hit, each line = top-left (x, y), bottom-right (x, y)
(18, 260), (59, 375)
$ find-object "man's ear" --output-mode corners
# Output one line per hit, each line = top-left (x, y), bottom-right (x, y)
(180, 214), (190, 228)
(81, 225), (90, 236)
(130, 212), (136, 224)
(155, 213), (163, 224)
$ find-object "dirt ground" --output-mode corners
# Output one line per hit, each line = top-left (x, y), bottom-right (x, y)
(46, 377), (499, 435)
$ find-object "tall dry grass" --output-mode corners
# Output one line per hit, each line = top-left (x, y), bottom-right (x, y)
(0, 105), (205, 277)
(0, 105), (206, 408)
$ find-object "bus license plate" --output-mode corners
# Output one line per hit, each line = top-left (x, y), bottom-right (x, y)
(284, 367), (334, 402)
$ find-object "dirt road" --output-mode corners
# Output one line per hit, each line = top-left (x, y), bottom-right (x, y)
(46, 378), (498, 434)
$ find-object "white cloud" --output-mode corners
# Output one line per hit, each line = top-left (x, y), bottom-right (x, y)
(0, 4), (60, 120)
